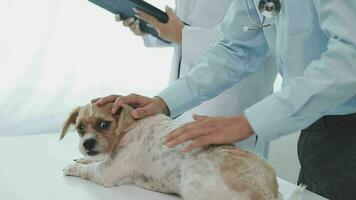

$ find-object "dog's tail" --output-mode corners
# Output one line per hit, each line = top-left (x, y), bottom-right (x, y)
(277, 185), (306, 200)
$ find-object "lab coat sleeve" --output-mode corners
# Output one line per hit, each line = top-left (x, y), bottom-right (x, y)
(181, 26), (221, 65)
(157, 0), (269, 118)
(244, 0), (356, 141)
(142, 34), (172, 47)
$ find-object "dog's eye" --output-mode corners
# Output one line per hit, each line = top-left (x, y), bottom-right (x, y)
(77, 123), (85, 135)
(97, 121), (111, 131)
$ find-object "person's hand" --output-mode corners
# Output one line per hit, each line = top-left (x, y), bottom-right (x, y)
(134, 6), (184, 44)
(92, 94), (170, 119)
(115, 14), (145, 36)
(164, 114), (255, 153)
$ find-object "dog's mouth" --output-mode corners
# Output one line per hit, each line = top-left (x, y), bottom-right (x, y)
(87, 150), (99, 156)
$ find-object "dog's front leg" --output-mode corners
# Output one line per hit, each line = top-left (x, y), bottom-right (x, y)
(63, 160), (127, 187)
(74, 156), (105, 164)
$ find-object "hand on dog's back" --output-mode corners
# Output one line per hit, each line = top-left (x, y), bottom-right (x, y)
(93, 94), (170, 119)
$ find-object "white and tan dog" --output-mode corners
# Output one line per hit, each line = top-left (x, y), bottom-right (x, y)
(60, 103), (302, 200)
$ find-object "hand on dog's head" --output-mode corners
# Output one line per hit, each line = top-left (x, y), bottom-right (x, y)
(60, 103), (136, 157)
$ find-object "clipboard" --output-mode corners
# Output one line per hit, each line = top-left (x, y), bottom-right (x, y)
(88, 0), (170, 43)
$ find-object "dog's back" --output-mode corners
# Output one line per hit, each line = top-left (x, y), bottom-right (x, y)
(180, 146), (280, 200)
(121, 114), (184, 194)
(125, 114), (282, 200)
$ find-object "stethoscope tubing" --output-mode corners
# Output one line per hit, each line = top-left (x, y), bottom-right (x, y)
(245, 0), (270, 28)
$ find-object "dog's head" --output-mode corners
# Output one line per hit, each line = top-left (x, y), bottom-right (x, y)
(59, 103), (136, 157)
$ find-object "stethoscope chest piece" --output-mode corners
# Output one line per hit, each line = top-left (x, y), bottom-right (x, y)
(243, 0), (282, 32)
(258, 0), (281, 18)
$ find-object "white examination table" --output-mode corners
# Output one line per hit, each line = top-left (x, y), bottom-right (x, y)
(0, 133), (326, 200)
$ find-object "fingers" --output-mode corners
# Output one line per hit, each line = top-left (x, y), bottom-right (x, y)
(133, 23), (143, 35)
(95, 94), (160, 119)
(123, 17), (135, 27)
(111, 93), (147, 114)
(165, 123), (192, 144)
(164, 122), (214, 153)
(112, 96), (137, 114)
(91, 98), (101, 104)
(182, 136), (212, 153)
(129, 19), (139, 32)
(117, 15), (143, 35)
(163, 116), (251, 153)
(134, 8), (161, 30)
(115, 14), (121, 22)
(193, 114), (209, 121)
(165, 6), (175, 19)
(131, 108), (148, 119)
(165, 122), (206, 147)
(131, 98), (164, 119)
(95, 95), (119, 106)
(130, 19), (144, 35)
(112, 97), (125, 114)
(131, 106), (154, 119)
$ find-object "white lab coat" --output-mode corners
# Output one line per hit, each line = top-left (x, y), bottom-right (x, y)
(142, 0), (277, 158)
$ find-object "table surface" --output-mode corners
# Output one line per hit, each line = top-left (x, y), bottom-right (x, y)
(0, 133), (327, 200)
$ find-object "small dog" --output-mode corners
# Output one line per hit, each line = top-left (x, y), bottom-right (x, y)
(60, 103), (302, 200)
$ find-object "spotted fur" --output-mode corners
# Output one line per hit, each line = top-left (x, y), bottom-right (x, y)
(61, 104), (302, 200)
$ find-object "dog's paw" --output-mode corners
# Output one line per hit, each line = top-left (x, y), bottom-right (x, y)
(63, 163), (82, 177)
(74, 157), (95, 165)
(100, 181), (117, 188)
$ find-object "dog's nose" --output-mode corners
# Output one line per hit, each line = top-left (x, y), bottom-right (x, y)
(83, 139), (97, 150)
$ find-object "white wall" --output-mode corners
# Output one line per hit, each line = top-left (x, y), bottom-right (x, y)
(0, 0), (174, 136)
(268, 75), (301, 184)
(269, 132), (301, 184)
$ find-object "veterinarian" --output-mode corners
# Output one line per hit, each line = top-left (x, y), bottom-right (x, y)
(114, 0), (277, 158)
(97, 0), (356, 199)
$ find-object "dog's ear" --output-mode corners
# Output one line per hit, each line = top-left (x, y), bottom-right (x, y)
(60, 107), (80, 140)
(115, 104), (136, 136)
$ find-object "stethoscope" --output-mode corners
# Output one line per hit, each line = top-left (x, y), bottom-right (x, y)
(243, 0), (281, 32)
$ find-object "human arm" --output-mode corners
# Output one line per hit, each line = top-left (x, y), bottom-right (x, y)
(97, 0), (269, 118)
(179, 26), (222, 71)
(244, 0), (356, 141)
(94, 1), (269, 152)
(93, 93), (255, 153)
(157, 0), (269, 118)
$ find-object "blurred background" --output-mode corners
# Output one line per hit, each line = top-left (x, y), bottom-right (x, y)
(0, 0), (174, 135)
(0, 0), (299, 183)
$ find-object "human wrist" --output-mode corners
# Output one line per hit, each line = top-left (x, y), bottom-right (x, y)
(234, 115), (255, 140)
(153, 96), (171, 116)
(174, 22), (184, 44)
(242, 114), (254, 134)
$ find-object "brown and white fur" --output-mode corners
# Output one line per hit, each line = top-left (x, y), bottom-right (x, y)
(60, 103), (303, 200)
